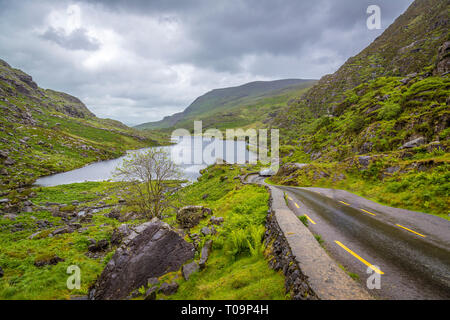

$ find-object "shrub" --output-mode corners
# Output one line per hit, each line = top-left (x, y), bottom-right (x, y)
(349, 115), (365, 133)
(377, 102), (402, 120)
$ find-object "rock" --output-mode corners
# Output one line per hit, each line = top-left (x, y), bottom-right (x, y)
(199, 240), (213, 269)
(80, 213), (93, 223)
(0, 168), (7, 175)
(34, 255), (64, 267)
(210, 216), (224, 225)
(110, 224), (132, 246)
(311, 151), (322, 160)
(3, 214), (17, 221)
(36, 219), (52, 229)
(0, 150), (8, 158)
(359, 142), (373, 154)
(385, 166), (400, 174)
(50, 227), (74, 237)
(158, 282), (179, 296)
(434, 41), (450, 75)
(427, 141), (444, 153)
(147, 277), (159, 287)
(23, 200), (32, 206)
(358, 156), (372, 168)
(104, 208), (121, 220)
(88, 239), (109, 253)
(24, 206), (33, 213)
(176, 206), (212, 229)
(144, 286), (158, 300)
(0, 199), (10, 204)
(182, 261), (200, 280)
(118, 211), (140, 222)
(201, 227), (212, 236)
(4, 157), (15, 166)
(400, 137), (426, 149)
(89, 219), (194, 300)
(29, 232), (41, 240)
(202, 194), (209, 200)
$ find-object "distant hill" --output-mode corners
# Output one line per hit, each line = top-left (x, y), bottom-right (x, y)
(135, 79), (316, 131)
(0, 58), (162, 191)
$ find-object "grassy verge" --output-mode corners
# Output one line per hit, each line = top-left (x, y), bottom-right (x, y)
(158, 164), (286, 300)
(0, 164), (286, 300)
(0, 182), (129, 299)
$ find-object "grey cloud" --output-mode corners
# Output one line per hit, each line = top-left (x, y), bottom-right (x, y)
(40, 27), (101, 51)
(0, 0), (414, 125)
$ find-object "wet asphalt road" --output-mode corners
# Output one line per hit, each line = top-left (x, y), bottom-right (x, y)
(249, 175), (450, 300)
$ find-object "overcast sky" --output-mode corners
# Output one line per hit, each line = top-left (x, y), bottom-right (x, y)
(0, 0), (413, 126)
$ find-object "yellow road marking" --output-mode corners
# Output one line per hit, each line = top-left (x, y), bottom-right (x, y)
(339, 201), (350, 206)
(288, 196), (293, 201)
(360, 208), (376, 216)
(335, 241), (384, 275)
(294, 202), (300, 209)
(396, 224), (426, 238)
(304, 214), (317, 225)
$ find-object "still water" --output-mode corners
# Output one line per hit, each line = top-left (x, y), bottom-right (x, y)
(34, 136), (256, 187)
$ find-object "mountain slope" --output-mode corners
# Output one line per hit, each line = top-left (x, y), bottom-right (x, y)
(277, 0), (449, 120)
(135, 79), (316, 131)
(269, 0), (449, 217)
(0, 58), (161, 192)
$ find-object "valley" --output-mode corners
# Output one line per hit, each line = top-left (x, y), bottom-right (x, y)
(0, 0), (448, 302)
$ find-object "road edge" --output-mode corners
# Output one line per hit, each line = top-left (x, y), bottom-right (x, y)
(244, 173), (372, 300)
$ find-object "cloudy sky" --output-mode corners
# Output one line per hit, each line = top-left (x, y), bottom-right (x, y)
(0, 0), (413, 126)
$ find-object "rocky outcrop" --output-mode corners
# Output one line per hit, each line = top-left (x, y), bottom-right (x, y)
(89, 219), (194, 300)
(434, 41), (450, 75)
(182, 261), (199, 280)
(176, 205), (212, 228)
(199, 240), (213, 269)
(400, 137), (426, 149)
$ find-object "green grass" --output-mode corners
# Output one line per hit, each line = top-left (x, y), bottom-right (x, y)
(0, 182), (126, 300)
(156, 164), (286, 300)
(0, 164), (286, 300)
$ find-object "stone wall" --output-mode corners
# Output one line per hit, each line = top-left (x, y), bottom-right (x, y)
(263, 188), (318, 300)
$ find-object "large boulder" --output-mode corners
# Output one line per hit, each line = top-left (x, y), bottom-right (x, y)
(89, 218), (195, 300)
(400, 137), (426, 149)
(176, 206), (212, 228)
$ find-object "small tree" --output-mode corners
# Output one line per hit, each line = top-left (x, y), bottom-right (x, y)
(114, 148), (181, 219)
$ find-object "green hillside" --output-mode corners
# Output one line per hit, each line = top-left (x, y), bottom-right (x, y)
(269, 0), (450, 217)
(135, 79), (316, 131)
(0, 59), (165, 193)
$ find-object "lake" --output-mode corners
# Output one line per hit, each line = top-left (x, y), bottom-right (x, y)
(34, 136), (257, 187)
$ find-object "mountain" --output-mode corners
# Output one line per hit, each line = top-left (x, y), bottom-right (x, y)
(135, 79), (316, 131)
(275, 0), (449, 126)
(269, 0), (449, 217)
(0, 58), (162, 192)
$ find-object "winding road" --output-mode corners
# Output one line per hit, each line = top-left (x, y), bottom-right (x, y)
(247, 174), (450, 300)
